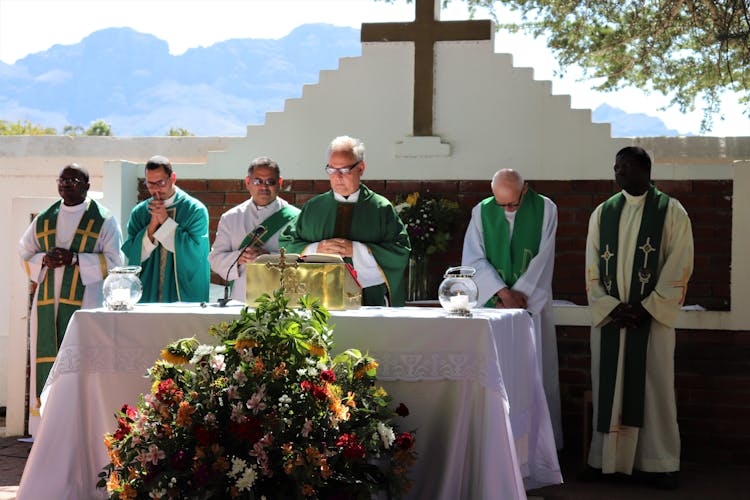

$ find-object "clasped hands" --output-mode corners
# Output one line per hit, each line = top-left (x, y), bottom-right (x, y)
(608, 302), (651, 329)
(147, 196), (169, 241)
(237, 246), (269, 265)
(495, 287), (528, 309)
(317, 238), (353, 258)
(42, 247), (76, 269)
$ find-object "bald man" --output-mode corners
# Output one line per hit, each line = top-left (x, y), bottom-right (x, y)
(461, 168), (563, 448)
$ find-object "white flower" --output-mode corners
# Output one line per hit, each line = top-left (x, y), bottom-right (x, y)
(209, 353), (226, 373)
(278, 394), (291, 406)
(149, 488), (167, 498)
(236, 466), (257, 491)
(190, 344), (213, 364)
(306, 366), (319, 377)
(228, 457), (247, 479)
(297, 368), (307, 376)
(377, 421), (395, 448)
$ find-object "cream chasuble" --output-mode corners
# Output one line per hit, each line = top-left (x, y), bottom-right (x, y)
(585, 191), (693, 474)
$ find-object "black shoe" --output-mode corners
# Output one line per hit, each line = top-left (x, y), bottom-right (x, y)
(649, 471), (680, 490)
(577, 466), (603, 482)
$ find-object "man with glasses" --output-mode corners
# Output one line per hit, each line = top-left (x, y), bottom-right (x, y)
(208, 156), (300, 302)
(18, 163), (123, 435)
(461, 168), (563, 448)
(122, 155), (210, 302)
(281, 136), (410, 306)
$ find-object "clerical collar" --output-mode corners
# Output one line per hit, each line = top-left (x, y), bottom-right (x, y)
(333, 189), (360, 203)
(504, 210), (518, 224)
(61, 198), (89, 212)
(252, 197), (279, 212)
(622, 189), (647, 205)
(162, 190), (178, 207)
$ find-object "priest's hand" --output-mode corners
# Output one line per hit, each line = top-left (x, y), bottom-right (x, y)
(609, 303), (642, 329)
(43, 247), (75, 269)
(496, 288), (528, 309)
(237, 246), (268, 265)
(318, 238), (353, 258)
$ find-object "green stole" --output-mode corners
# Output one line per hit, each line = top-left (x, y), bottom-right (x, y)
(239, 204), (300, 248)
(480, 188), (544, 307)
(35, 199), (107, 396)
(597, 185), (669, 432)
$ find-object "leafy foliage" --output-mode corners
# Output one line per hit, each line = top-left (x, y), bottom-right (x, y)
(383, 0), (749, 131)
(167, 127), (195, 136)
(86, 119), (113, 136)
(0, 119), (56, 135)
(99, 290), (416, 499)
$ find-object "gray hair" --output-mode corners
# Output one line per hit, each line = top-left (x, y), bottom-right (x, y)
(326, 136), (365, 163)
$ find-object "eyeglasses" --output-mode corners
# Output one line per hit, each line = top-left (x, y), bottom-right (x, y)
(57, 177), (85, 186)
(324, 161), (361, 175)
(144, 179), (169, 189)
(495, 184), (526, 209)
(249, 178), (278, 186)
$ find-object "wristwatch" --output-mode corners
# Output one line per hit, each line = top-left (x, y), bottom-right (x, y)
(71, 252), (79, 266)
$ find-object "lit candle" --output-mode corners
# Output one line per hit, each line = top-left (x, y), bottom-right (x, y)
(111, 288), (130, 303)
(449, 294), (469, 311)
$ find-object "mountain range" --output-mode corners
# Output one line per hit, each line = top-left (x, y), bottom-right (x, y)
(0, 25), (683, 137)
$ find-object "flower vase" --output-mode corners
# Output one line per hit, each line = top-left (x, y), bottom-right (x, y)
(407, 255), (431, 301)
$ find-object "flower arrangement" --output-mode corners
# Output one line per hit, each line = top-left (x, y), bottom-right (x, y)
(98, 290), (416, 499)
(394, 192), (462, 257)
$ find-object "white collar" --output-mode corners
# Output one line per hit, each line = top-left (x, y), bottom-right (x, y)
(622, 189), (647, 205)
(333, 189), (360, 203)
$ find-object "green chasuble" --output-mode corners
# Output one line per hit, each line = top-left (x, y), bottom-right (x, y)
(597, 184), (669, 432)
(280, 184), (411, 306)
(479, 187), (545, 307)
(34, 199), (108, 395)
(122, 187), (210, 302)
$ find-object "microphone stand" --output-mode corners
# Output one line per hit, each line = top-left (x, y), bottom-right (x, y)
(217, 227), (267, 307)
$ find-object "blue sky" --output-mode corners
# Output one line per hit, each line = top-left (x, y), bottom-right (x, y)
(1, 0), (747, 136)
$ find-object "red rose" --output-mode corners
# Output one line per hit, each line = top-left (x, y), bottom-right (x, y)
(113, 416), (131, 441)
(311, 384), (328, 401)
(336, 433), (366, 461)
(300, 380), (312, 392)
(395, 403), (409, 417)
(120, 404), (137, 420)
(395, 432), (415, 450)
(320, 369), (336, 383)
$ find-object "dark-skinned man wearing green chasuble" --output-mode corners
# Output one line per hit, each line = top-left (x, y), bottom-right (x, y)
(122, 155), (210, 302)
(461, 168), (563, 449)
(280, 136), (410, 306)
(583, 147), (693, 490)
(18, 164), (123, 436)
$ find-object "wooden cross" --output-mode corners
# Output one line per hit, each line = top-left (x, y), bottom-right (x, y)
(361, 0), (492, 136)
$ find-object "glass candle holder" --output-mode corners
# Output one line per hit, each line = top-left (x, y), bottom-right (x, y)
(102, 266), (143, 311)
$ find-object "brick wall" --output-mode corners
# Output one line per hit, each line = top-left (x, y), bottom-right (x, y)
(144, 177), (731, 310)
(558, 325), (750, 465)
(137, 177), (742, 464)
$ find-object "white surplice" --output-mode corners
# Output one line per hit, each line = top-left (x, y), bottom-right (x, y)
(462, 195), (563, 448)
(18, 198), (123, 435)
(208, 197), (295, 302)
(585, 191), (693, 474)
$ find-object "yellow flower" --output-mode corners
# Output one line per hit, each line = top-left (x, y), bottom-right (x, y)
(374, 386), (388, 398)
(354, 360), (379, 379)
(160, 349), (189, 365)
(308, 344), (325, 357)
(406, 192), (419, 206)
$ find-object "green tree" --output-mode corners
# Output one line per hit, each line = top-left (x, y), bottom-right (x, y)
(85, 119), (113, 136)
(167, 127), (194, 136)
(63, 125), (85, 136)
(382, 0), (749, 131)
(0, 119), (56, 135)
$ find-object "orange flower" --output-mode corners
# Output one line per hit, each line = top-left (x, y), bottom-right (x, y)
(272, 361), (288, 379)
(127, 467), (138, 481)
(120, 484), (137, 500)
(305, 446), (321, 465)
(354, 361), (378, 379)
(281, 442), (293, 454)
(320, 458), (332, 479)
(253, 358), (265, 376)
(234, 339), (258, 351)
(104, 434), (114, 451)
(345, 391), (357, 408)
(329, 398), (350, 422)
(108, 448), (122, 468)
(176, 400), (196, 427)
(105, 471), (120, 493)
(309, 344), (325, 357)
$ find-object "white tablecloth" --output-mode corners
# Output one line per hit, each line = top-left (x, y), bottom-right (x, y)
(17, 304), (561, 500)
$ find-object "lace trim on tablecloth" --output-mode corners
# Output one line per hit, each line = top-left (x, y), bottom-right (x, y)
(45, 346), (504, 394)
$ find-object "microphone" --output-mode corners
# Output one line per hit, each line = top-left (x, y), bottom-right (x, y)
(217, 226), (267, 307)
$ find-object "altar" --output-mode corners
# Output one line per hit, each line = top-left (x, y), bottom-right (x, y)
(17, 304), (561, 499)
